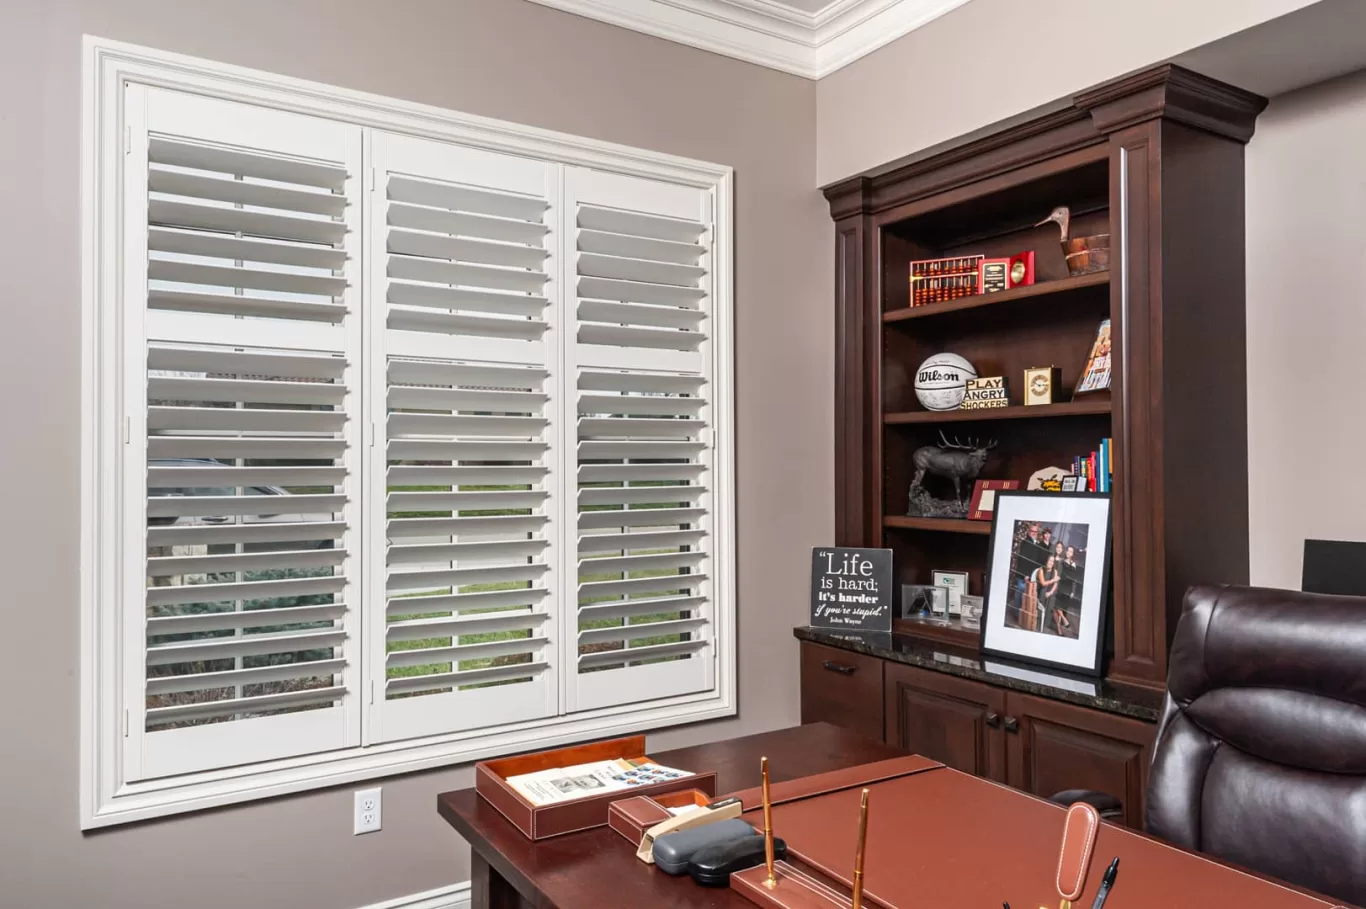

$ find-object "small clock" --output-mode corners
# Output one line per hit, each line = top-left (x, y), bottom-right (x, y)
(1023, 366), (1062, 405)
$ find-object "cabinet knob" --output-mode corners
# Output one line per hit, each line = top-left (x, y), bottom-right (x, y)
(821, 660), (857, 676)
(985, 712), (1001, 728)
(1003, 716), (1020, 734)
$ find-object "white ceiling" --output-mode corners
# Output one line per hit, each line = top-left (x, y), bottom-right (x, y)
(523, 0), (974, 79)
(768, 0), (833, 13)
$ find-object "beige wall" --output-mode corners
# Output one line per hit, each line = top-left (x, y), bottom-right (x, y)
(1245, 69), (1366, 589)
(0, 2), (827, 906)
(815, 0), (1320, 185)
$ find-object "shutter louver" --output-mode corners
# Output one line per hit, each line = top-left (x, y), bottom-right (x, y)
(565, 168), (717, 711)
(129, 89), (363, 779)
(369, 135), (559, 742)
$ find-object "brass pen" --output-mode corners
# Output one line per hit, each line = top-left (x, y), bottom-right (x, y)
(851, 788), (870, 909)
(761, 756), (776, 889)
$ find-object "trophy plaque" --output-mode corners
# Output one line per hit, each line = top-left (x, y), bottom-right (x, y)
(978, 250), (1036, 293)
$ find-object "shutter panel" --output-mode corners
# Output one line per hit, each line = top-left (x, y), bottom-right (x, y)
(564, 168), (717, 712)
(125, 87), (363, 778)
(368, 134), (559, 742)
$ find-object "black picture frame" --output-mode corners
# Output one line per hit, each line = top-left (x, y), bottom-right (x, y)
(979, 490), (1112, 678)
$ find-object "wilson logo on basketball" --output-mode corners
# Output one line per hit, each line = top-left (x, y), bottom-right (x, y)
(914, 352), (977, 411)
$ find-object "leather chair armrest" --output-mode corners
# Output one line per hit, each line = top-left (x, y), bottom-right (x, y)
(1049, 789), (1124, 821)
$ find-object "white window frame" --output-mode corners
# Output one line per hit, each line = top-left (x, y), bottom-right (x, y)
(80, 36), (736, 830)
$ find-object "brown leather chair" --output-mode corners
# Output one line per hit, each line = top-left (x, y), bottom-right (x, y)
(1057, 584), (1366, 906)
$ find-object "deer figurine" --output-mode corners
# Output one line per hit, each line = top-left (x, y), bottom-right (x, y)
(910, 431), (998, 503)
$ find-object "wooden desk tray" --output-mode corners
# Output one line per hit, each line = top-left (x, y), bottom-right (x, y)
(475, 734), (716, 841)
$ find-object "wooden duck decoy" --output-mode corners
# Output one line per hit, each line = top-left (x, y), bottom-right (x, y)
(1034, 205), (1071, 244)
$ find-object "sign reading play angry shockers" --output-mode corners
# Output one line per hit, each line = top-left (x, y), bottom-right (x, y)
(810, 547), (894, 631)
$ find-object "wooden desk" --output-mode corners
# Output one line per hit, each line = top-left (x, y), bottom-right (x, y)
(437, 723), (902, 909)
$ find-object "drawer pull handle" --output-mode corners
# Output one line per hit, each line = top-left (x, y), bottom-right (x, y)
(1004, 716), (1020, 734)
(985, 712), (1001, 728)
(821, 660), (857, 676)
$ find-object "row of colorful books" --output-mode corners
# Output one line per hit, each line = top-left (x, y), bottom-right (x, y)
(1073, 438), (1112, 493)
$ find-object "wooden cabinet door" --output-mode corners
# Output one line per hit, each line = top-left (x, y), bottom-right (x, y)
(799, 643), (886, 742)
(1004, 691), (1156, 829)
(884, 663), (1007, 781)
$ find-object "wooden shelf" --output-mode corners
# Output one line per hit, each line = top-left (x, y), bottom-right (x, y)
(884, 398), (1111, 425)
(892, 615), (981, 648)
(883, 271), (1109, 323)
(884, 515), (992, 535)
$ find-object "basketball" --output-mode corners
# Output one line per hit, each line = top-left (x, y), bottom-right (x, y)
(914, 353), (977, 411)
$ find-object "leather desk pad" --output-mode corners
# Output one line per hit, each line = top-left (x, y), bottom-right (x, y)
(741, 767), (1341, 909)
(725, 754), (942, 812)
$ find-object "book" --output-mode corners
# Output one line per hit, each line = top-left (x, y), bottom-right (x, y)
(1075, 320), (1113, 394)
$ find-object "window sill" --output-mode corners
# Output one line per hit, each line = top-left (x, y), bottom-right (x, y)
(84, 693), (734, 829)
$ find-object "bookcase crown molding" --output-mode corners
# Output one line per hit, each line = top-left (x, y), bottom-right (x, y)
(823, 64), (1268, 218)
(1075, 64), (1269, 142)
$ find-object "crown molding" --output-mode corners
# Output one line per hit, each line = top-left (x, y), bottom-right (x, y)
(522, 0), (973, 78)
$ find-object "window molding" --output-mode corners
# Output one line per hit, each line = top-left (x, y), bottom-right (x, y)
(81, 35), (736, 830)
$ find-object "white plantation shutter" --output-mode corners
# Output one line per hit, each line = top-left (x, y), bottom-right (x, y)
(564, 168), (717, 712)
(94, 71), (733, 823)
(123, 86), (363, 779)
(367, 134), (560, 742)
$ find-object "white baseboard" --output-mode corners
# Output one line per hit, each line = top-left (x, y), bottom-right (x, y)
(357, 882), (470, 909)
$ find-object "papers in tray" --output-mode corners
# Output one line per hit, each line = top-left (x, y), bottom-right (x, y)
(506, 758), (694, 806)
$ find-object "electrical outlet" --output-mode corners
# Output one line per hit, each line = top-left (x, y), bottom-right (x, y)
(354, 787), (382, 835)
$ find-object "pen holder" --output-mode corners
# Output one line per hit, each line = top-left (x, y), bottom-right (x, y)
(1055, 802), (1100, 906)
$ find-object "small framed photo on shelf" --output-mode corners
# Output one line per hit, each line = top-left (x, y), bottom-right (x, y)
(968, 479), (1019, 521)
(931, 570), (970, 616)
(960, 594), (984, 627)
(900, 584), (933, 618)
(901, 584), (950, 623)
(981, 491), (1112, 677)
(927, 586), (948, 617)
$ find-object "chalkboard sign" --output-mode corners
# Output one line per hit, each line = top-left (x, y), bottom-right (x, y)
(810, 547), (894, 631)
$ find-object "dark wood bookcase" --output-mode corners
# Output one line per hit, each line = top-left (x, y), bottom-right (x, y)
(823, 65), (1267, 690)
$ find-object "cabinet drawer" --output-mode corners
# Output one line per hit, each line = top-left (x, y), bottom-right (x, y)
(799, 643), (884, 742)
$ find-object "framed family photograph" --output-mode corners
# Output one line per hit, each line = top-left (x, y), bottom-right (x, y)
(980, 491), (1112, 677)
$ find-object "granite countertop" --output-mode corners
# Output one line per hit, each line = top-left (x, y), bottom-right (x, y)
(794, 625), (1164, 722)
